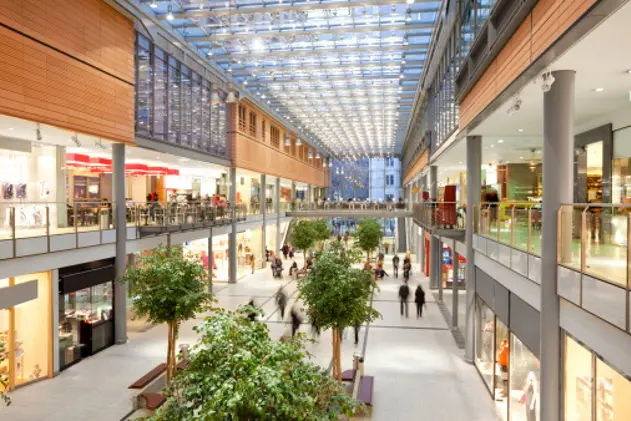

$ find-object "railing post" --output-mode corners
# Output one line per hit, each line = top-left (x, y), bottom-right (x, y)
(580, 208), (587, 274)
(10, 207), (16, 258)
(46, 205), (51, 252)
(627, 213), (631, 291)
(74, 202), (78, 248)
(510, 205), (515, 248)
(496, 205), (500, 242)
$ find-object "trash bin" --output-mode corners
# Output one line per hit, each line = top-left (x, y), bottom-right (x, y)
(100, 211), (109, 229)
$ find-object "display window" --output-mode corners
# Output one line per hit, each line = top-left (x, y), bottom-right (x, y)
(475, 297), (495, 391)
(182, 236), (230, 282)
(441, 245), (466, 289)
(0, 272), (52, 390)
(236, 229), (263, 278)
(266, 224), (277, 257)
(495, 319), (509, 419)
(509, 334), (540, 421)
(563, 334), (631, 421)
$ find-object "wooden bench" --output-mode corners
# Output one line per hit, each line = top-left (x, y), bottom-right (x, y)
(341, 369), (355, 382)
(357, 375), (374, 406)
(129, 363), (167, 389)
(139, 392), (166, 410)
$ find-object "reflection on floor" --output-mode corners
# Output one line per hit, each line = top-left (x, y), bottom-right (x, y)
(0, 252), (499, 421)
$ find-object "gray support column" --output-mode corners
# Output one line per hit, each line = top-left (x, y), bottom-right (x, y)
(55, 146), (67, 227)
(437, 238), (443, 301)
(275, 178), (281, 254)
(429, 166), (437, 200)
(261, 174), (267, 263)
(541, 70), (575, 421)
(291, 182), (296, 208)
(429, 235), (440, 290)
(420, 227), (426, 272)
(208, 228), (213, 293)
(51, 268), (60, 374)
(464, 135), (482, 363)
(307, 184), (312, 204)
(112, 143), (127, 344)
(452, 245), (459, 330)
(229, 167), (237, 283)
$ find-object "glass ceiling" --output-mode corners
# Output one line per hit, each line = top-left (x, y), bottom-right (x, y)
(142, 0), (441, 159)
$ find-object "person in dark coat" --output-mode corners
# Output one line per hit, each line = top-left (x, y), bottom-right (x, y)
(392, 254), (400, 278)
(275, 287), (287, 320)
(282, 243), (289, 259)
(246, 299), (257, 322)
(399, 283), (410, 318)
(403, 262), (411, 282)
(414, 285), (426, 318)
(290, 306), (302, 337)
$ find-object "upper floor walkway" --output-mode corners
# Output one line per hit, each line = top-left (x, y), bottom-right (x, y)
(287, 201), (412, 218)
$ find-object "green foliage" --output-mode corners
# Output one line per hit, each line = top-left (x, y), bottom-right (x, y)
(311, 218), (332, 249)
(147, 307), (362, 421)
(298, 249), (380, 332)
(123, 246), (212, 326)
(354, 218), (384, 259)
(291, 220), (317, 254)
(327, 240), (364, 267)
(0, 340), (10, 406)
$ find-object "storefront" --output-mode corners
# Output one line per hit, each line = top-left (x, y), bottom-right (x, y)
(441, 244), (466, 289)
(474, 268), (541, 421)
(236, 170), (262, 214)
(563, 335), (631, 421)
(236, 228), (263, 279)
(266, 224), (278, 256)
(182, 235), (230, 283)
(58, 260), (115, 370)
(0, 271), (53, 390)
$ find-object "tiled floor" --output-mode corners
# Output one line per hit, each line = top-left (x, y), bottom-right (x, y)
(0, 254), (498, 421)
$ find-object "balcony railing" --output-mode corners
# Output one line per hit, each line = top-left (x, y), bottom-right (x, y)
(412, 202), (464, 230)
(291, 201), (408, 211)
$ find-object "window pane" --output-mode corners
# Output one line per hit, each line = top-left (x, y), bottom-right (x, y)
(136, 34), (152, 137)
(191, 72), (202, 150)
(495, 318), (509, 420)
(153, 47), (167, 140)
(564, 336), (593, 421)
(510, 334), (540, 421)
(201, 80), (211, 152)
(217, 92), (227, 157)
(167, 57), (180, 143)
(596, 358), (631, 421)
(180, 65), (192, 147)
(475, 297), (495, 392)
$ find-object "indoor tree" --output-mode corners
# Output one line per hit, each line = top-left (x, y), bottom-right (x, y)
(298, 247), (380, 381)
(147, 307), (362, 420)
(354, 218), (385, 263)
(122, 246), (212, 383)
(291, 219), (317, 266)
(311, 218), (333, 251)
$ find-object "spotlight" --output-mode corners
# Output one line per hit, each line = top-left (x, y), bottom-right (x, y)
(71, 133), (81, 147)
(36, 123), (42, 141)
(506, 94), (522, 115)
(166, 5), (174, 20)
(150, 1), (158, 8)
(541, 69), (555, 93)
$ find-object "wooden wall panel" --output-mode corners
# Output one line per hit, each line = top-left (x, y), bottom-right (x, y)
(459, 0), (597, 129)
(0, 0), (134, 84)
(0, 25), (134, 143)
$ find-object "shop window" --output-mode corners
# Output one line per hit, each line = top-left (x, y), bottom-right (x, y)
(509, 334), (540, 421)
(136, 34), (152, 137)
(595, 359), (631, 421)
(0, 309), (9, 392)
(564, 336), (592, 421)
(180, 65), (193, 147)
(475, 297), (495, 391)
(167, 56), (181, 143)
(191, 72), (203, 150)
(201, 80), (211, 153)
(153, 47), (168, 140)
(495, 319), (509, 419)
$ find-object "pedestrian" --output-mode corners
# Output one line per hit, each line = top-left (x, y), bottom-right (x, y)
(392, 254), (400, 278)
(374, 264), (389, 280)
(414, 285), (426, 318)
(250, 254), (256, 274)
(354, 322), (360, 345)
(288, 246), (294, 259)
(399, 282), (410, 318)
(289, 260), (298, 277)
(310, 312), (321, 338)
(282, 243), (289, 259)
(403, 262), (411, 282)
(290, 306), (302, 337)
(246, 299), (257, 322)
(275, 287), (287, 320)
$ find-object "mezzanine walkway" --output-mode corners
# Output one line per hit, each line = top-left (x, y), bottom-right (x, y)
(0, 254), (497, 421)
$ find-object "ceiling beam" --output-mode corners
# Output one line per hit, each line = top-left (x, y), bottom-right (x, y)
(248, 75), (402, 83)
(258, 86), (414, 93)
(230, 60), (422, 75)
(186, 22), (433, 41)
(211, 44), (428, 59)
(152, 0), (440, 19)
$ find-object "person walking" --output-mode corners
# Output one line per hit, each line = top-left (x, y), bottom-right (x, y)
(282, 243), (289, 259)
(392, 254), (400, 278)
(414, 285), (426, 318)
(399, 282), (410, 318)
(403, 262), (411, 282)
(290, 306), (302, 338)
(275, 287), (287, 320)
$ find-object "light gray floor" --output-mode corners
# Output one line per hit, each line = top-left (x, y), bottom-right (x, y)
(0, 254), (498, 421)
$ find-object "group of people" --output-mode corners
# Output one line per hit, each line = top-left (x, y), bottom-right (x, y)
(398, 282), (426, 318)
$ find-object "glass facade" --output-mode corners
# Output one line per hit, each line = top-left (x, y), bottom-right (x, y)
(328, 157), (400, 201)
(475, 296), (495, 391)
(135, 33), (229, 158)
(564, 335), (631, 421)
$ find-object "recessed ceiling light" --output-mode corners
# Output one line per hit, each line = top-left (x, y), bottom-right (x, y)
(8, 127), (13, 131)
(593, 88), (604, 92)
(627, 70), (631, 74)
(519, 156), (524, 159)
(497, 139), (504, 143)
(517, 128), (524, 132)
(179, 158), (190, 162)
(490, 144), (495, 148)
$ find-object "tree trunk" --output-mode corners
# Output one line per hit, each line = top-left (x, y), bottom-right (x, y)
(331, 328), (342, 381)
(166, 321), (173, 384)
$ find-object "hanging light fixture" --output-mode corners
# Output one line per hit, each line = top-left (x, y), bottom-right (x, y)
(211, 90), (221, 105)
(296, 138), (303, 146)
(315, 152), (321, 159)
(150, 0), (158, 8)
(284, 134), (291, 146)
(166, 4), (174, 20)
(308, 150), (314, 159)
(225, 82), (238, 103)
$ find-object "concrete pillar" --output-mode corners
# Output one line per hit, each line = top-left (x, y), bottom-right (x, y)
(208, 228), (213, 293)
(429, 166), (437, 201)
(275, 178), (282, 254)
(261, 174), (266, 262)
(51, 269), (60, 374)
(429, 235), (440, 290)
(436, 238), (443, 301)
(112, 143), (127, 344)
(541, 70), (575, 421)
(229, 167), (237, 284)
(464, 135), (482, 363)
(452, 244), (459, 330)
(420, 227), (426, 272)
(291, 181), (296, 208)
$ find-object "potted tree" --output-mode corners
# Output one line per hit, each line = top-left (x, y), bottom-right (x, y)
(354, 218), (385, 263)
(312, 218), (332, 252)
(298, 247), (380, 381)
(123, 246), (212, 383)
(291, 220), (317, 267)
(147, 307), (363, 420)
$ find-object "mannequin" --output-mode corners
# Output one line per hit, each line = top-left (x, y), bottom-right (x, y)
(522, 371), (539, 421)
